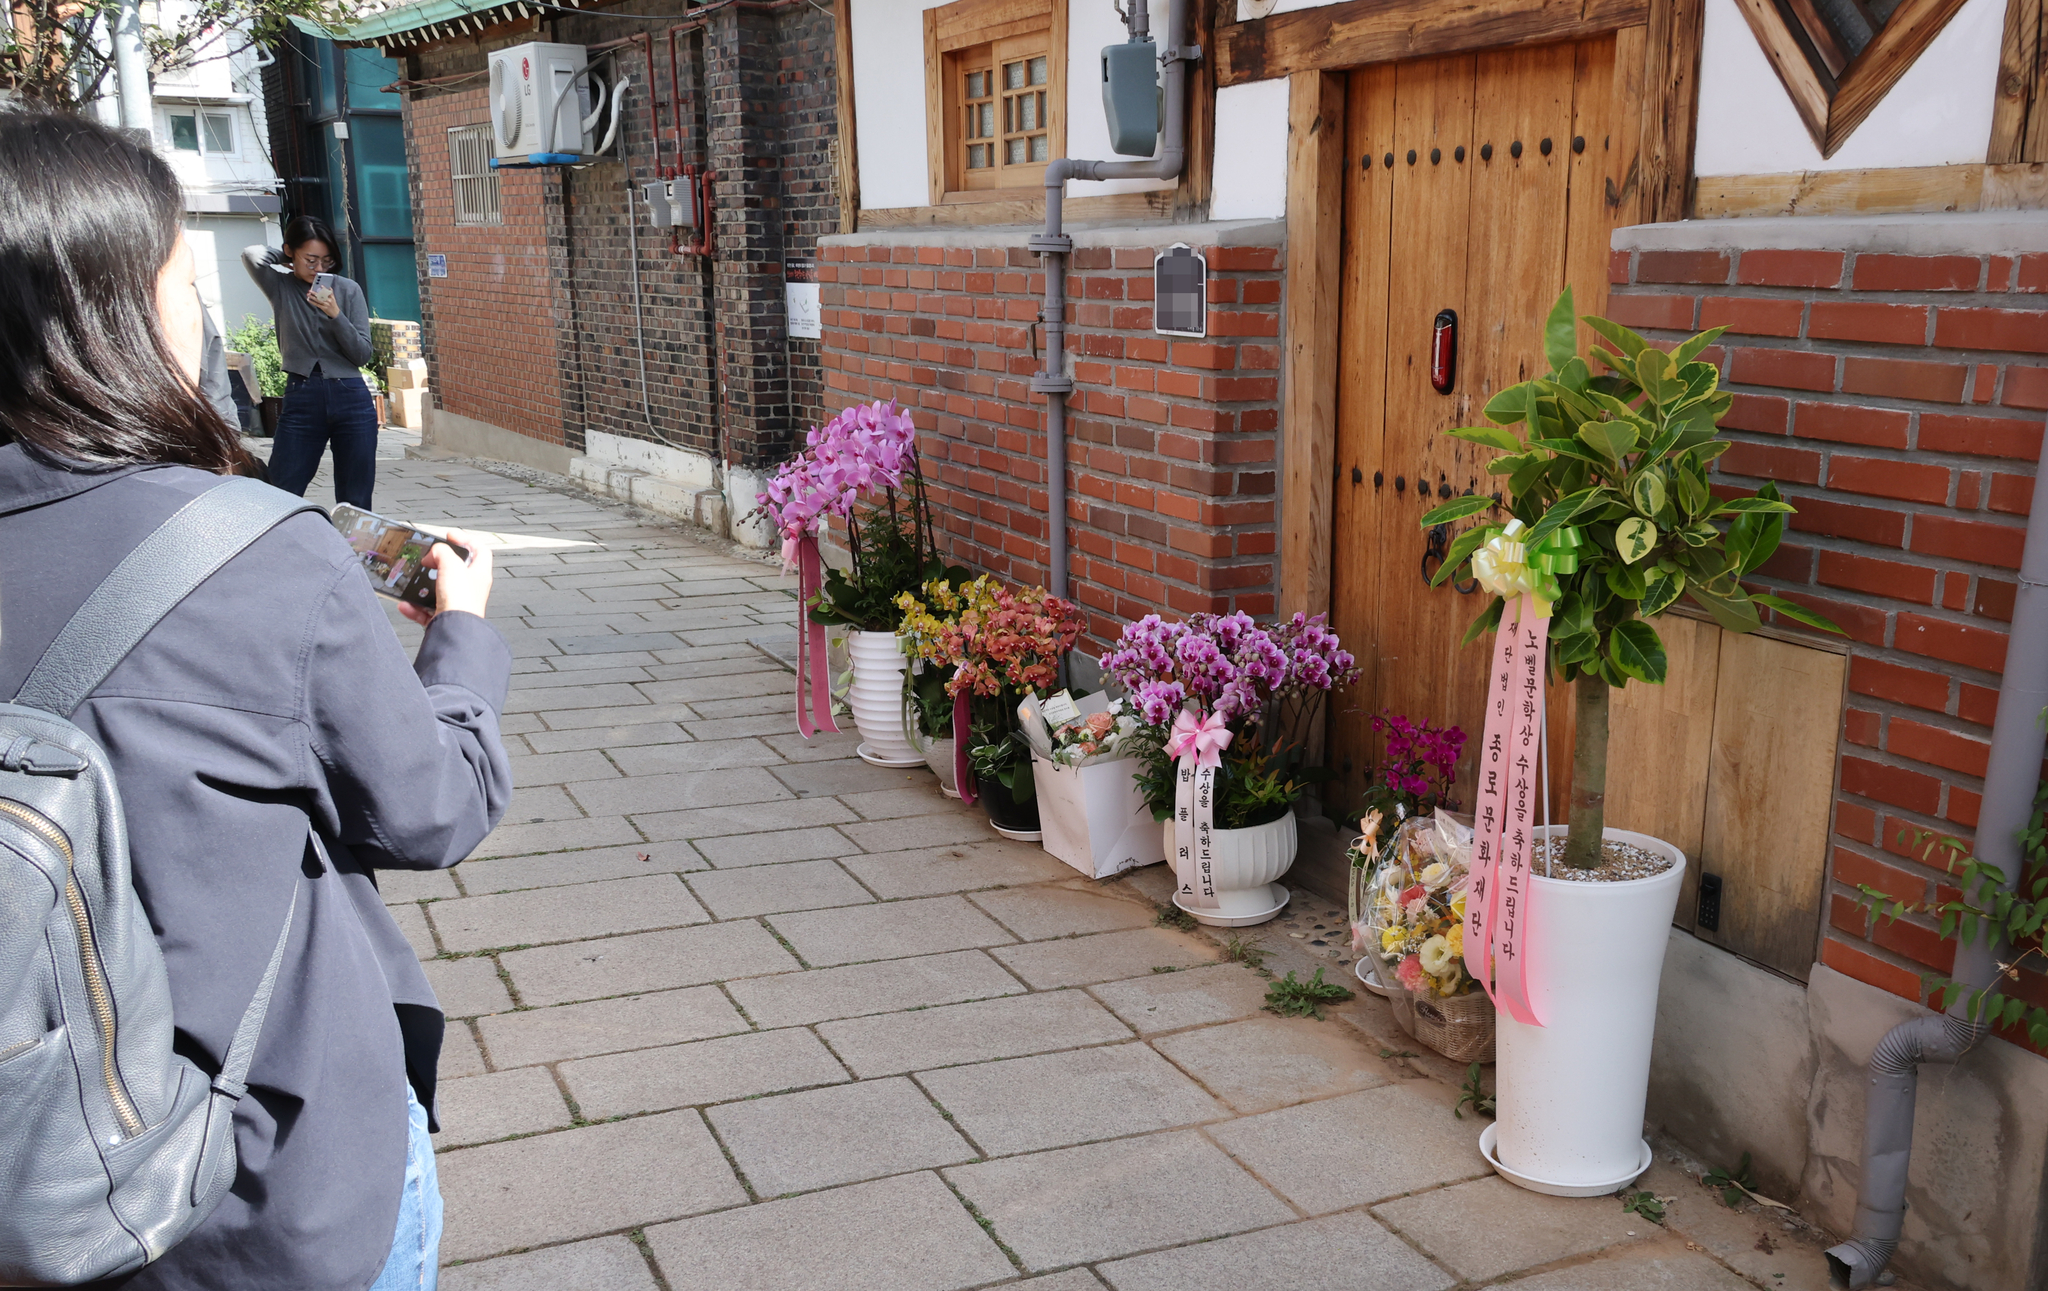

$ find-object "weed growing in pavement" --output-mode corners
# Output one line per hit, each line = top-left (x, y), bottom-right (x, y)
(1154, 905), (1198, 932)
(1453, 1062), (1495, 1120)
(1703, 1152), (1790, 1211)
(1151, 965), (1183, 974)
(1220, 934), (1267, 972)
(1263, 967), (1354, 1019)
(1621, 1190), (1667, 1224)
(1379, 1046), (1420, 1060)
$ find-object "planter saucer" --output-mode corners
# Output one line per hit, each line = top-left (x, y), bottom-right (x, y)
(1353, 957), (1398, 999)
(856, 743), (927, 769)
(1174, 882), (1290, 928)
(1478, 1123), (1652, 1198)
(939, 785), (961, 799)
(990, 823), (1042, 842)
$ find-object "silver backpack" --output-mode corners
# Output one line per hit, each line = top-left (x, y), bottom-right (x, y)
(0, 478), (320, 1285)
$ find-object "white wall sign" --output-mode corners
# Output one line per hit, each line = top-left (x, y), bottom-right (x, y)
(427, 253), (448, 278)
(786, 258), (820, 340)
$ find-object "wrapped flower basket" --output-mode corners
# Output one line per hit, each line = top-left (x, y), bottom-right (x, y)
(1351, 810), (1496, 1065)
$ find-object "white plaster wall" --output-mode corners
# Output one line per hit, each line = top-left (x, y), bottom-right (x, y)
(852, 0), (1176, 209)
(1208, 77), (1288, 221)
(182, 215), (278, 335)
(1693, 0), (2005, 176)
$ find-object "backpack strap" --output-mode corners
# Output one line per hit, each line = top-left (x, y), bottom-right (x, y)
(13, 477), (325, 717)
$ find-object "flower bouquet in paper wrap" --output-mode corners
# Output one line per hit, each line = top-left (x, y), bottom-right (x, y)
(1015, 691), (1165, 878)
(1349, 809), (1496, 1064)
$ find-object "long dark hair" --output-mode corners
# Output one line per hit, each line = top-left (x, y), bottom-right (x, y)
(0, 107), (247, 472)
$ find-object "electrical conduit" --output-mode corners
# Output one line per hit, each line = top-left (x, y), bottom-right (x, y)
(1033, 0), (1195, 598)
(1826, 458), (2048, 1289)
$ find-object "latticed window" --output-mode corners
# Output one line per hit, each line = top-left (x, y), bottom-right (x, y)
(448, 124), (501, 227)
(925, 0), (1066, 201)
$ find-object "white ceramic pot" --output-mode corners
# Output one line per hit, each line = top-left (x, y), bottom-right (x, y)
(1164, 810), (1297, 927)
(1481, 825), (1686, 1198)
(846, 630), (922, 767)
(923, 737), (960, 797)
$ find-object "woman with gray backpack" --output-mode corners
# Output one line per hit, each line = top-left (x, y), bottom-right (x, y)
(0, 109), (513, 1289)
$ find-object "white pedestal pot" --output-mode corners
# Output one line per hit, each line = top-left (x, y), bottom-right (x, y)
(845, 630), (922, 767)
(1484, 825), (1686, 1197)
(1163, 811), (1296, 927)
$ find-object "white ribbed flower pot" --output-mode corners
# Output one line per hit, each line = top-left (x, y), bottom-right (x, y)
(846, 630), (922, 767)
(1164, 810), (1296, 927)
(1480, 825), (1686, 1198)
(923, 737), (959, 797)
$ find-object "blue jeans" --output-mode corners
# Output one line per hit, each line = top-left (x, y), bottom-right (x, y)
(269, 371), (378, 509)
(368, 1090), (442, 1291)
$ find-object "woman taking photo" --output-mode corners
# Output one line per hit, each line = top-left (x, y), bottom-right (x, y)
(243, 216), (380, 508)
(0, 109), (512, 1289)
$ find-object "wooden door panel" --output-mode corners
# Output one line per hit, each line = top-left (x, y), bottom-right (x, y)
(1698, 631), (1845, 980)
(1329, 65), (1399, 809)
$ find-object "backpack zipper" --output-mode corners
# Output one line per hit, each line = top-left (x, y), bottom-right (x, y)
(0, 798), (145, 1138)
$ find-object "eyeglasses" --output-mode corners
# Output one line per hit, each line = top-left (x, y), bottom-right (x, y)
(292, 254), (337, 269)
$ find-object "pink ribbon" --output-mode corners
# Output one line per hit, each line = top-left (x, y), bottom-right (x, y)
(952, 690), (977, 805)
(792, 532), (840, 740)
(1464, 592), (1546, 1027)
(1165, 709), (1232, 768)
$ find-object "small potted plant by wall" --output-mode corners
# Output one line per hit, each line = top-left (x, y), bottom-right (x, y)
(1418, 290), (1839, 1196)
(896, 577), (995, 797)
(759, 401), (962, 766)
(1107, 611), (1358, 926)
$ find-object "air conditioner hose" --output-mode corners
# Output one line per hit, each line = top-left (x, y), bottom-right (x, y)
(596, 75), (627, 157)
(580, 71), (608, 135)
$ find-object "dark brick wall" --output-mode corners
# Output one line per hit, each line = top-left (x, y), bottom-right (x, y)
(391, 0), (839, 468)
(1608, 241), (2048, 1048)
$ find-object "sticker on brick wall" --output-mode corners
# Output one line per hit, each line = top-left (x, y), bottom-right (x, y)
(1154, 243), (1206, 338)
(427, 254), (448, 279)
(786, 258), (820, 340)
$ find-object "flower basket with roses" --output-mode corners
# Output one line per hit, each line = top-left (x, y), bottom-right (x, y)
(894, 577), (1084, 837)
(1104, 612), (1358, 925)
(1348, 809), (1495, 1064)
(756, 401), (966, 762)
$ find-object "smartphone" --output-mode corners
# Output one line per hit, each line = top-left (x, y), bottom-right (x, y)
(330, 503), (470, 611)
(310, 272), (336, 304)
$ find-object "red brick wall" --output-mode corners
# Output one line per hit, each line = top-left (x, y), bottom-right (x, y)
(817, 239), (1284, 648)
(405, 76), (569, 446)
(1609, 240), (2046, 1042)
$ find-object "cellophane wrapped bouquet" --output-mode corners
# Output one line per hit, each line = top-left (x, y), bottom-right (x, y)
(1352, 810), (1479, 998)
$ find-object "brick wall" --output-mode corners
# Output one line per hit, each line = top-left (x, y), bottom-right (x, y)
(392, 3), (838, 470)
(1608, 235), (2047, 1045)
(818, 237), (1284, 649)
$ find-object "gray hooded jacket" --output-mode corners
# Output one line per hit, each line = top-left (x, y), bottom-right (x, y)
(0, 446), (513, 1290)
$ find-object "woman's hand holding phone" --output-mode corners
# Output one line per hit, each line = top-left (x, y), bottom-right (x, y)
(306, 275), (341, 319)
(400, 527), (493, 625)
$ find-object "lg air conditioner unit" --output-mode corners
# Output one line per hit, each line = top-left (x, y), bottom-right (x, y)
(488, 41), (603, 163)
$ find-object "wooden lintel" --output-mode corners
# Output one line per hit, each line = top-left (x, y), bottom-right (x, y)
(1695, 161), (2048, 218)
(1214, 0), (1650, 87)
(855, 190), (1177, 229)
(1278, 69), (1344, 621)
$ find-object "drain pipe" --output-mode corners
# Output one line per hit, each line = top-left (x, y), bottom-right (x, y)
(1031, 0), (1196, 596)
(1826, 457), (2048, 1289)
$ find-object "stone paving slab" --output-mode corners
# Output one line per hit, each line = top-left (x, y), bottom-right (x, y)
(633, 797), (857, 842)
(430, 873), (709, 952)
(644, 1171), (1013, 1291)
(1088, 963), (1274, 1035)
(946, 1130), (1296, 1271)
(559, 1026), (850, 1121)
(1483, 1239), (1762, 1290)
(969, 885), (1159, 940)
(477, 984), (748, 1067)
(709, 1076), (978, 1196)
(606, 737), (784, 777)
(440, 1024), (487, 1079)
(566, 766), (793, 817)
(500, 920), (800, 1006)
(436, 1110), (745, 1261)
(456, 842), (706, 894)
(421, 958), (515, 1019)
(919, 1042), (1228, 1155)
(1372, 1174), (1646, 1282)
(724, 949), (1026, 1030)
(472, 814), (641, 859)
(1151, 1015), (1390, 1116)
(431, 1067), (572, 1148)
(838, 811), (998, 853)
(992, 927), (1216, 989)
(839, 840), (1076, 898)
(440, 1235), (660, 1291)
(390, 902), (437, 959)
(693, 825), (858, 867)
(378, 868), (460, 904)
(767, 895), (1017, 967)
(820, 989), (1133, 1078)
(686, 858), (875, 918)
(1096, 1211), (1454, 1291)
(1208, 1084), (1487, 1214)
(521, 720), (689, 754)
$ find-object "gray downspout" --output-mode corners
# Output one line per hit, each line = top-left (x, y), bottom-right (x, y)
(1031, 0), (1196, 598)
(1826, 457), (2048, 1289)
(112, 0), (153, 135)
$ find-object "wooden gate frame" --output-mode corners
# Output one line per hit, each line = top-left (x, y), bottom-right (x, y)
(1272, 0), (1706, 618)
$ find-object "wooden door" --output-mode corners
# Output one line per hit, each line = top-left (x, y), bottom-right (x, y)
(1328, 33), (1643, 814)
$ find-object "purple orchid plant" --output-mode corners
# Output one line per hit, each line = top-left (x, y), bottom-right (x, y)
(1361, 711), (1467, 826)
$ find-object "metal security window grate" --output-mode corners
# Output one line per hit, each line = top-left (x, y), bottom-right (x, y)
(449, 124), (501, 227)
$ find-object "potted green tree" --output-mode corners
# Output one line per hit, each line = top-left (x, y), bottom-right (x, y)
(1418, 289), (1839, 1196)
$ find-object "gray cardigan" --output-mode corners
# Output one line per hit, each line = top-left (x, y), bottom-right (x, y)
(0, 446), (513, 1291)
(240, 247), (377, 378)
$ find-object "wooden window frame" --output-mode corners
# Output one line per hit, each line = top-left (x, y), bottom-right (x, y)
(923, 0), (1069, 206)
(1727, 0), (1971, 158)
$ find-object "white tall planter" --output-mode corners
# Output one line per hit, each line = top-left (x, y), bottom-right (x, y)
(1481, 825), (1686, 1197)
(845, 630), (922, 767)
(1164, 811), (1296, 927)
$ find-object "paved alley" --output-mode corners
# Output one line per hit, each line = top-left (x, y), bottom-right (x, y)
(272, 449), (1872, 1291)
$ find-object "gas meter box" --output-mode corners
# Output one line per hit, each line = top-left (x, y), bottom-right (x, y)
(1100, 40), (1159, 157)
